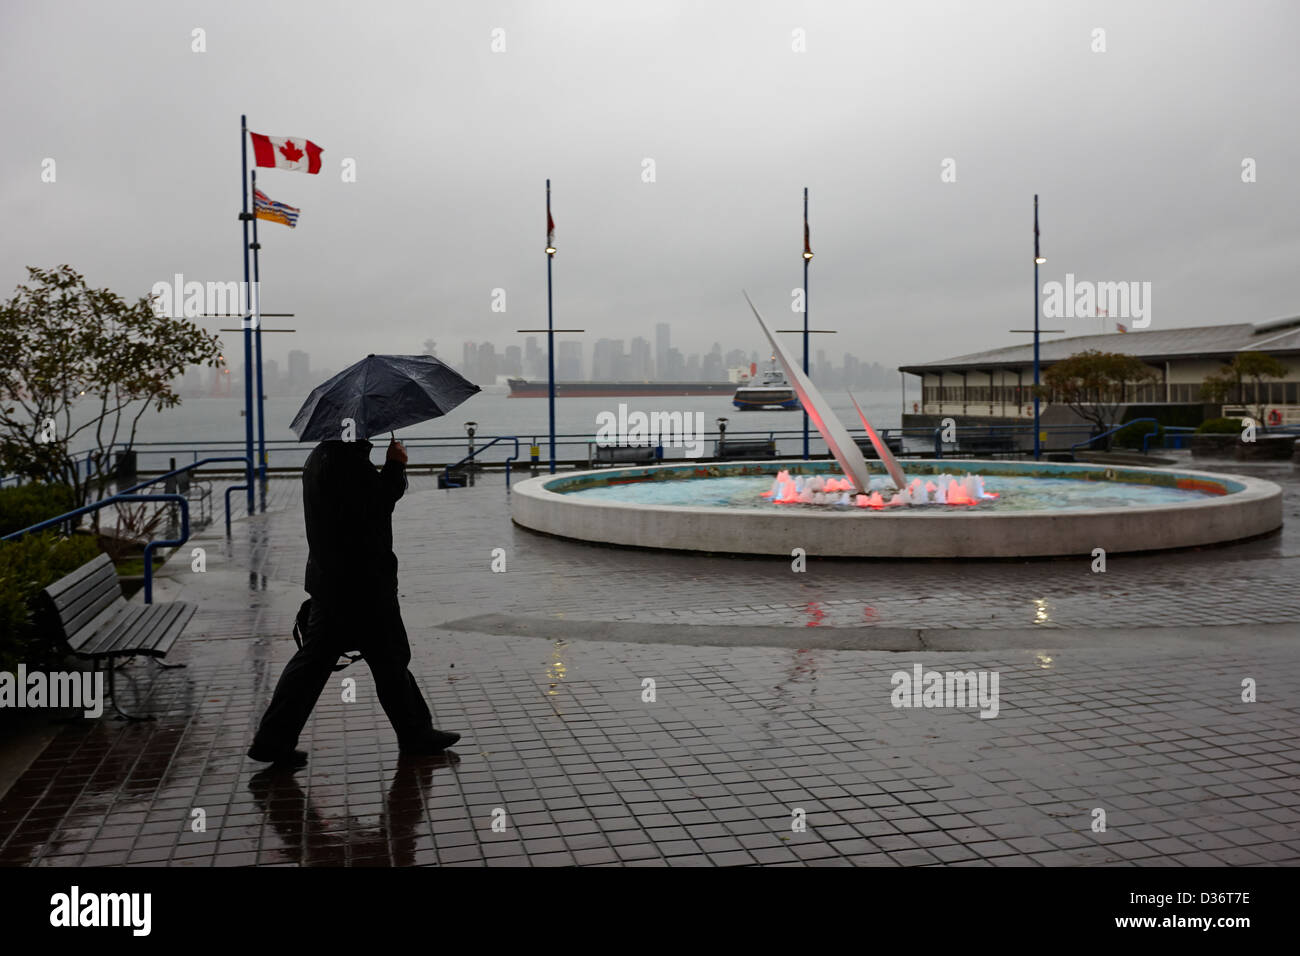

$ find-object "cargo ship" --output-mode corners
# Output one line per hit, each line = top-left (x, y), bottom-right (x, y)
(507, 378), (736, 398)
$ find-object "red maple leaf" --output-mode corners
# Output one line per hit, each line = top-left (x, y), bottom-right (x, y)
(279, 140), (304, 163)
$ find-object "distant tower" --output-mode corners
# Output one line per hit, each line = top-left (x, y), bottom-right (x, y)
(423, 338), (437, 357)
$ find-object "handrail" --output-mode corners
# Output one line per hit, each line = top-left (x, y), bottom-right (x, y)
(115, 456), (253, 531)
(2, 493), (188, 605)
(443, 437), (521, 488)
(1147, 425), (1195, 453)
(1071, 418), (1158, 452)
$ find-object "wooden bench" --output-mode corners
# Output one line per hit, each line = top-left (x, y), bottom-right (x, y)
(590, 444), (659, 467)
(36, 553), (194, 720)
(715, 439), (778, 460)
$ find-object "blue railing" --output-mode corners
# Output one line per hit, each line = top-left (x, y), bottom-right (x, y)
(2, 493), (188, 605)
(443, 437), (520, 488)
(114, 456), (252, 534)
(1069, 418), (1158, 452)
(927, 423), (1098, 459)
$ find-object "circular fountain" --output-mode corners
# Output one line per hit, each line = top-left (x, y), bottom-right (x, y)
(510, 459), (1283, 558)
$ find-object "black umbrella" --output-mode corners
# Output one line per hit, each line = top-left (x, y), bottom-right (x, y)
(290, 353), (480, 442)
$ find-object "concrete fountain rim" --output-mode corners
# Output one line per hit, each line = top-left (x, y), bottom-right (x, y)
(509, 459), (1284, 558)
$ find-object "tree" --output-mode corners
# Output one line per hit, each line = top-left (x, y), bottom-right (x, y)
(1035, 350), (1159, 437)
(1200, 351), (1288, 426)
(0, 266), (224, 516)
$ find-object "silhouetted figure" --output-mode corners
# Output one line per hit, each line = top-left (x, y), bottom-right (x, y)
(248, 438), (459, 767)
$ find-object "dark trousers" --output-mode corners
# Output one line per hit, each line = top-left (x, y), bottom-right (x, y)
(251, 597), (437, 754)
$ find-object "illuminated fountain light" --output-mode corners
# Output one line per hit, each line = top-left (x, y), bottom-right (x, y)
(768, 471), (999, 509)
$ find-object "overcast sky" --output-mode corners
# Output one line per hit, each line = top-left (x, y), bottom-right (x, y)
(2, 0), (1297, 378)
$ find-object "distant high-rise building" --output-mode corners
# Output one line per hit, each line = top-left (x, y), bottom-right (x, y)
(629, 337), (652, 380)
(665, 347), (685, 381)
(592, 338), (626, 381)
(287, 350), (310, 395)
(654, 323), (670, 379)
(524, 336), (544, 378)
(503, 345), (523, 377)
(263, 359), (280, 397)
(557, 340), (583, 380)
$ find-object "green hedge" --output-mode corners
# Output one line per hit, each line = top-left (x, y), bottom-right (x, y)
(1196, 417), (1245, 435)
(0, 533), (103, 671)
(0, 483), (77, 537)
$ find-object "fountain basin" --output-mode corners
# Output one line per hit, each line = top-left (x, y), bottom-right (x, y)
(510, 459), (1283, 558)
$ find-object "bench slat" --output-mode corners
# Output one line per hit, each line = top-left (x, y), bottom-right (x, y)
(116, 603), (183, 655)
(42, 553), (116, 602)
(56, 574), (127, 645)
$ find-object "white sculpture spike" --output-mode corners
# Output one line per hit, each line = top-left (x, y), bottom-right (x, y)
(848, 390), (908, 490)
(743, 291), (874, 495)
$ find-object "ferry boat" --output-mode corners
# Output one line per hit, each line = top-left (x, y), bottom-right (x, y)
(732, 360), (799, 410)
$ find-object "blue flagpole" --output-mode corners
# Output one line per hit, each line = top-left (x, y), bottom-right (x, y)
(239, 115), (254, 515)
(251, 169), (267, 512)
(1033, 194), (1042, 462)
(802, 187), (811, 460)
(546, 178), (556, 474)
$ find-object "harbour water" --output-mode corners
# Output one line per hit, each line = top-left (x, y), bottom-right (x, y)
(77, 387), (910, 470)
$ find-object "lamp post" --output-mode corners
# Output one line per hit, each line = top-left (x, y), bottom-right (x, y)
(802, 187), (813, 460)
(545, 181), (557, 473)
(1033, 194), (1046, 461)
(716, 416), (728, 458)
(517, 180), (583, 475)
(1009, 196), (1061, 459)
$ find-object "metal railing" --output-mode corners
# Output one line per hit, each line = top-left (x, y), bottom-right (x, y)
(1068, 418), (1158, 452)
(2, 493), (188, 605)
(442, 437), (521, 488)
(113, 456), (252, 535)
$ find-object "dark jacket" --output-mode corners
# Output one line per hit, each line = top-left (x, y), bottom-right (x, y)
(303, 439), (407, 603)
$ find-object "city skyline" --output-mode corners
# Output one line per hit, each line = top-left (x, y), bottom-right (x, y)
(182, 321), (896, 398)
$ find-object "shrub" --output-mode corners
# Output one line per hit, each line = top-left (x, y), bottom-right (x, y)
(1114, 420), (1163, 449)
(0, 532), (103, 671)
(0, 483), (76, 537)
(1196, 417), (1246, 435)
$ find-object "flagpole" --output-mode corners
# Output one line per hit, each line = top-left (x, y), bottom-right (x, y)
(251, 169), (267, 512)
(239, 115), (255, 515)
(1033, 194), (1043, 462)
(546, 179), (557, 474)
(802, 187), (811, 460)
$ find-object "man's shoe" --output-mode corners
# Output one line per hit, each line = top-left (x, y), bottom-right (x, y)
(247, 747), (309, 768)
(400, 730), (460, 755)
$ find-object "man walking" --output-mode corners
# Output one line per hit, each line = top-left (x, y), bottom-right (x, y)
(249, 436), (459, 767)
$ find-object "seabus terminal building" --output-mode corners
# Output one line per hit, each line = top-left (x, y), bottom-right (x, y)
(899, 316), (1300, 441)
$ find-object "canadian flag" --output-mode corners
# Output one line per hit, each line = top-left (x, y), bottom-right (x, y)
(249, 132), (323, 174)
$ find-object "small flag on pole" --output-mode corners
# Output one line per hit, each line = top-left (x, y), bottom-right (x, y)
(249, 132), (323, 174)
(547, 208), (555, 250)
(253, 188), (300, 228)
(804, 214), (812, 258)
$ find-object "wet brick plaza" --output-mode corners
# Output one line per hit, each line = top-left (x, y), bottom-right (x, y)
(2, 454), (1298, 867)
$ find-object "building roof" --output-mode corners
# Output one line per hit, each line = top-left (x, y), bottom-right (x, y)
(898, 316), (1300, 374)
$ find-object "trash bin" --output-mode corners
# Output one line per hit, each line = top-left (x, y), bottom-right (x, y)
(114, 450), (138, 487)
